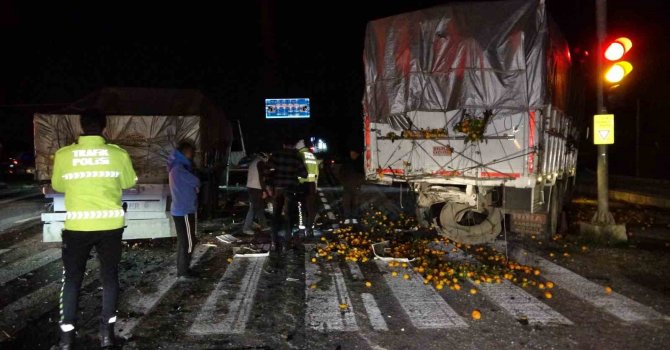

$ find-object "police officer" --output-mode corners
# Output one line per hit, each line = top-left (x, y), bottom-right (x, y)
(296, 139), (319, 237)
(51, 109), (137, 349)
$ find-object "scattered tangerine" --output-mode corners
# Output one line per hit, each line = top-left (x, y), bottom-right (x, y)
(471, 309), (482, 320)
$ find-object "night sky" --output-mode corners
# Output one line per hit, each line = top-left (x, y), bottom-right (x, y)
(1, 0), (668, 178)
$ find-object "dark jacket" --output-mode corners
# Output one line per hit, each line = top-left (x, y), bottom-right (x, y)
(339, 155), (364, 188)
(266, 148), (307, 189)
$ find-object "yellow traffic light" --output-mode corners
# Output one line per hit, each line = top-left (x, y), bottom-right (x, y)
(604, 61), (633, 83)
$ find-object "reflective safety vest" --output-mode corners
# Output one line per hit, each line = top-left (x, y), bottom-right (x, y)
(298, 148), (319, 184)
(51, 136), (137, 231)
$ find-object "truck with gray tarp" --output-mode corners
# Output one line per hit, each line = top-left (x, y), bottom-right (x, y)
(363, 0), (581, 244)
(34, 88), (232, 242)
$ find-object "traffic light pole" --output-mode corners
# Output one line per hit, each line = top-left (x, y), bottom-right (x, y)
(592, 0), (616, 225)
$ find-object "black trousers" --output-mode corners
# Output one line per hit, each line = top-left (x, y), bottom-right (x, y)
(243, 188), (268, 231)
(272, 187), (296, 244)
(342, 184), (360, 219)
(299, 182), (317, 230)
(173, 214), (197, 276)
(61, 228), (123, 326)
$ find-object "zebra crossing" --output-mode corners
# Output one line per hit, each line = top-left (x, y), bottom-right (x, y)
(305, 246), (359, 332)
(190, 255), (267, 335)
(506, 245), (669, 323)
(0, 238), (668, 345)
(0, 189), (668, 347)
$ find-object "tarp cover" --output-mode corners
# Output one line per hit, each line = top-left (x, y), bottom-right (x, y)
(363, 0), (571, 123)
(34, 88), (232, 183)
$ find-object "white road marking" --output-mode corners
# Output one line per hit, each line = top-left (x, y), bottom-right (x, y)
(431, 242), (571, 325)
(476, 280), (573, 325)
(0, 261), (99, 341)
(361, 293), (389, 331)
(320, 197), (329, 204)
(13, 216), (41, 224)
(347, 261), (365, 280)
(323, 204), (332, 210)
(116, 246), (210, 339)
(0, 248), (10, 257)
(375, 260), (467, 329)
(305, 246), (358, 332)
(508, 246), (668, 322)
(327, 212), (337, 220)
(0, 192), (41, 205)
(0, 248), (61, 285)
(190, 255), (267, 335)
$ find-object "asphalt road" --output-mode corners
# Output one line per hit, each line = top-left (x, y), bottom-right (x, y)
(0, 186), (46, 234)
(0, 185), (669, 349)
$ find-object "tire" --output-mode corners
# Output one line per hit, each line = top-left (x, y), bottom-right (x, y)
(547, 182), (561, 238)
(435, 203), (502, 245)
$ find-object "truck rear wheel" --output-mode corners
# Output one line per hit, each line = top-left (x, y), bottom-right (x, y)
(434, 203), (502, 245)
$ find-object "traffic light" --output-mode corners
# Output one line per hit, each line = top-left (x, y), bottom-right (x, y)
(603, 37), (633, 84)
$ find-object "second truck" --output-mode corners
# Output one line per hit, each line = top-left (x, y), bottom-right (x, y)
(362, 0), (581, 244)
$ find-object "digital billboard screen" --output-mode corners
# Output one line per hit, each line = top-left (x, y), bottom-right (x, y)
(265, 98), (310, 119)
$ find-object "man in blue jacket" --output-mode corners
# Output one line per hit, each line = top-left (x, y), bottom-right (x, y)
(168, 141), (200, 280)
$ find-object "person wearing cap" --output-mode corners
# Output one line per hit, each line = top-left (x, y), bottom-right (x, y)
(339, 147), (365, 224)
(296, 139), (319, 237)
(243, 153), (270, 235)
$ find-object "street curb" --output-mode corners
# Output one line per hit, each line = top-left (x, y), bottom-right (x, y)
(576, 185), (670, 209)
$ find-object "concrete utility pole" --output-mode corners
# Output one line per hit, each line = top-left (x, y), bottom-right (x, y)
(591, 0), (616, 225)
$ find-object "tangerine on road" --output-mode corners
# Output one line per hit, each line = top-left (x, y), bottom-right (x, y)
(471, 309), (482, 320)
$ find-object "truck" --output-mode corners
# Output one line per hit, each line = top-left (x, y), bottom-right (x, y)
(34, 88), (232, 242)
(362, 0), (581, 244)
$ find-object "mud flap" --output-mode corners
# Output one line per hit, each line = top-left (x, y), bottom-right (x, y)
(435, 203), (502, 245)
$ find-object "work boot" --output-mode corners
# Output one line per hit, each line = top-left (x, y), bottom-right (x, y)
(100, 322), (116, 349)
(58, 329), (75, 350)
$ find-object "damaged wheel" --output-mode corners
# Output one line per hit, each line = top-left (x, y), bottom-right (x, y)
(434, 202), (502, 245)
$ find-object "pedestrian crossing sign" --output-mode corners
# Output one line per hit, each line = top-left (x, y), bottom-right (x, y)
(593, 114), (614, 144)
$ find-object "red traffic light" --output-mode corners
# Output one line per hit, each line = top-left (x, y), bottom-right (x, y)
(604, 37), (632, 61)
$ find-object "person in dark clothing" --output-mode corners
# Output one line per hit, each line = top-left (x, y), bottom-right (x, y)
(339, 149), (365, 224)
(167, 141), (200, 280)
(266, 138), (307, 251)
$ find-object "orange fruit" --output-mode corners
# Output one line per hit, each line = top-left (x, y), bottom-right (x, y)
(546, 281), (554, 289)
(471, 309), (482, 320)
(533, 269), (541, 276)
(436, 284), (444, 291)
(544, 291), (553, 299)
(311, 258), (317, 263)
(605, 286), (613, 295)
(365, 281), (372, 288)
(227, 258), (233, 263)
(391, 271), (398, 277)
(469, 288), (477, 295)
